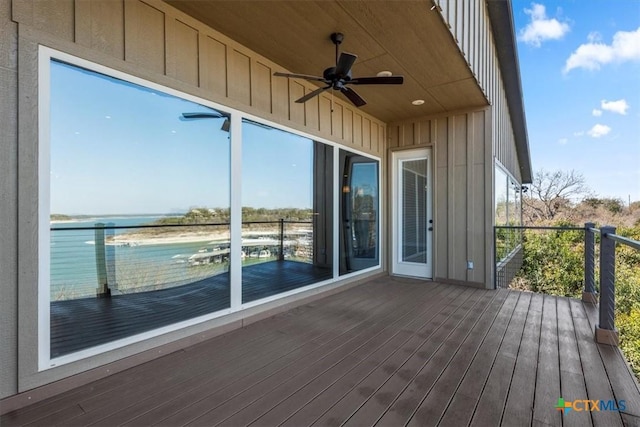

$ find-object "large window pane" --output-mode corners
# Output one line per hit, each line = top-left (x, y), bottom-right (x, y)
(339, 149), (380, 274)
(49, 60), (230, 358)
(241, 120), (333, 303)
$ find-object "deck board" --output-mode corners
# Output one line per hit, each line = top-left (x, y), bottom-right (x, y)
(314, 287), (490, 426)
(399, 290), (520, 426)
(462, 292), (530, 427)
(177, 283), (441, 426)
(3, 279), (640, 427)
(403, 290), (518, 427)
(557, 297), (592, 427)
(226, 285), (462, 426)
(352, 289), (510, 426)
(532, 295), (562, 427)
(583, 301), (640, 423)
(570, 299), (624, 427)
(501, 292), (544, 426)
(125, 279), (432, 427)
(50, 260), (332, 358)
(278, 286), (469, 427)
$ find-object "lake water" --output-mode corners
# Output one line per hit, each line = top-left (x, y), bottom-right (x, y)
(50, 216), (230, 299)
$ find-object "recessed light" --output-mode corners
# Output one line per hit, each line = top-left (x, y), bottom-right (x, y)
(412, 99), (425, 105)
(376, 70), (393, 77)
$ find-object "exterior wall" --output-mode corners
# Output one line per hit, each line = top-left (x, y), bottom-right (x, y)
(388, 109), (489, 287)
(12, 0), (386, 155)
(438, 0), (523, 290)
(438, 0), (521, 181)
(0, 0), (19, 401)
(2, 0), (386, 400)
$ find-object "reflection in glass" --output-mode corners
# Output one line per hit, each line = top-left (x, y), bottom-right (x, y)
(48, 60), (230, 357)
(495, 164), (523, 262)
(402, 159), (428, 263)
(495, 166), (509, 261)
(241, 120), (333, 303)
(340, 150), (380, 274)
(495, 167), (508, 226)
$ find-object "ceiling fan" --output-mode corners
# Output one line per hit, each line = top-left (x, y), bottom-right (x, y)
(273, 32), (403, 107)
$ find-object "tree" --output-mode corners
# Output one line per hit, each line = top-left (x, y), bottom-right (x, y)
(523, 169), (591, 222)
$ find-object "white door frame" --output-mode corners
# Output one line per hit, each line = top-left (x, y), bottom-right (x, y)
(392, 148), (433, 278)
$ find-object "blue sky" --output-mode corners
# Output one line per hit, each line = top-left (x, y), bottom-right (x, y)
(512, 0), (640, 202)
(50, 61), (313, 215)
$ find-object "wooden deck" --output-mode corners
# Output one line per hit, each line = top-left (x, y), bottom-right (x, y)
(4, 277), (640, 426)
(51, 260), (332, 358)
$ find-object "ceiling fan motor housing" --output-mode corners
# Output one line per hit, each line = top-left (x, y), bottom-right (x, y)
(323, 67), (352, 84)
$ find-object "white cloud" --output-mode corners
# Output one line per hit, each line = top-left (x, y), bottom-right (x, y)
(518, 3), (570, 47)
(573, 131), (585, 137)
(558, 138), (569, 145)
(564, 27), (640, 73)
(587, 124), (612, 138)
(592, 109), (603, 117)
(601, 99), (630, 115)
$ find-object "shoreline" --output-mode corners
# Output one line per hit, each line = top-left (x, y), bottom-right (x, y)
(109, 231), (231, 246)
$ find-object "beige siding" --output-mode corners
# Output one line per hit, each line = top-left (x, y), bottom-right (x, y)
(437, 0), (521, 181)
(388, 109), (488, 286)
(12, 0), (385, 156)
(0, 0), (18, 400)
(75, 0), (125, 59)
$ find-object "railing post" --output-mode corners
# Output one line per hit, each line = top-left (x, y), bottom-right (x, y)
(279, 218), (285, 261)
(493, 226), (498, 289)
(582, 222), (597, 303)
(105, 222), (117, 294)
(95, 223), (110, 297)
(95, 222), (116, 298)
(595, 225), (619, 346)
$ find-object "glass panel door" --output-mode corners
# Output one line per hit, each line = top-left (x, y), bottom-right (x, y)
(392, 149), (432, 278)
(339, 150), (379, 274)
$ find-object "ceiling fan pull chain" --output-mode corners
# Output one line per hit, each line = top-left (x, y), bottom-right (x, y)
(332, 90), (336, 113)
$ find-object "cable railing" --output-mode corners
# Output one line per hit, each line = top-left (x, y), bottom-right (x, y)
(494, 222), (640, 351)
(50, 220), (314, 300)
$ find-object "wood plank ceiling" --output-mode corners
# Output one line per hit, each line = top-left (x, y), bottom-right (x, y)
(165, 0), (488, 123)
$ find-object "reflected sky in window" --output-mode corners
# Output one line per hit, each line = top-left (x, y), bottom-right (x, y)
(50, 60), (230, 215)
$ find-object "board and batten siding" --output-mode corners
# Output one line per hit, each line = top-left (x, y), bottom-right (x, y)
(0, 0), (19, 401)
(11, 0), (386, 156)
(437, 0), (521, 182)
(388, 109), (489, 286)
(4, 0), (387, 400)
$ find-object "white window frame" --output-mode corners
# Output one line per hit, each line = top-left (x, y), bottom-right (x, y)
(37, 46), (381, 369)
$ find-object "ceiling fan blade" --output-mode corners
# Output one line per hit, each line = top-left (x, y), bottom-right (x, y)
(349, 75), (404, 85)
(295, 86), (331, 103)
(273, 72), (326, 82)
(340, 86), (366, 107)
(335, 52), (357, 78)
(182, 112), (224, 119)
